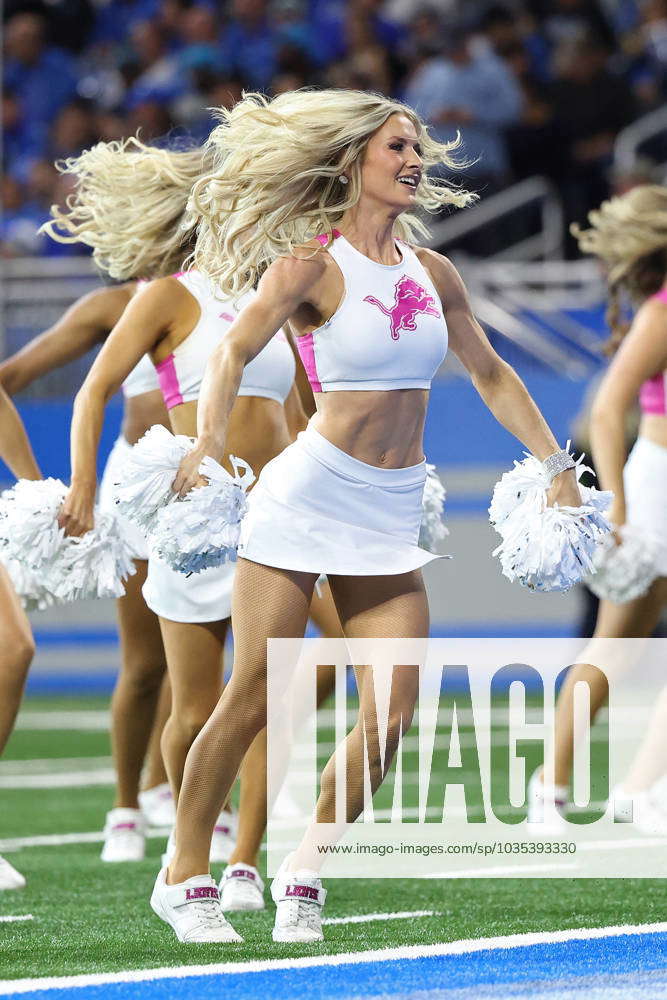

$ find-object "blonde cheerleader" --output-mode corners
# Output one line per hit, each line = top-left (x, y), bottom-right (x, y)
(47, 136), (342, 908)
(529, 185), (667, 829)
(154, 89), (584, 945)
(0, 282), (175, 862)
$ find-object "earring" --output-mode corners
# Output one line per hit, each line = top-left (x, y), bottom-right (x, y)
(338, 175), (349, 185)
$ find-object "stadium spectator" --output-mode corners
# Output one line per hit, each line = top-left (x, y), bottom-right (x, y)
(549, 32), (638, 253)
(221, 0), (279, 90)
(1, 0), (662, 261)
(49, 100), (98, 161)
(402, 24), (523, 191)
(3, 12), (78, 128)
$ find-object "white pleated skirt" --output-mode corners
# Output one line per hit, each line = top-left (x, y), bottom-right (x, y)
(238, 424), (440, 576)
(142, 554), (235, 623)
(98, 435), (148, 561)
(624, 436), (667, 575)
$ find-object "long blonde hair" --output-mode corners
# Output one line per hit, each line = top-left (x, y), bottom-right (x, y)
(43, 137), (213, 280)
(190, 89), (475, 298)
(571, 185), (667, 353)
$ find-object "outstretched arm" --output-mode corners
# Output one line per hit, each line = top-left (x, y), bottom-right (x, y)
(0, 285), (133, 394)
(0, 387), (41, 481)
(173, 253), (326, 495)
(419, 248), (581, 506)
(58, 280), (177, 536)
(589, 297), (667, 527)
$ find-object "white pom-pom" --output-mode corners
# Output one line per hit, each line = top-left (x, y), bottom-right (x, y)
(0, 478), (136, 605)
(489, 449), (613, 592)
(0, 478), (67, 569)
(151, 454), (255, 574)
(586, 525), (658, 604)
(112, 425), (193, 532)
(419, 464), (449, 551)
(54, 513), (137, 603)
(3, 556), (56, 612)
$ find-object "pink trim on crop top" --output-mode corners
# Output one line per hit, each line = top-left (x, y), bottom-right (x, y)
(639, 289), (667, 415)
(294, 230), (447, 394)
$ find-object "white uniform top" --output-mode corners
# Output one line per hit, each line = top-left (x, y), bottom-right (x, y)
(121, 353), (160, 398)
(295, 230), (447, 393)
(155, 270), (295, 410)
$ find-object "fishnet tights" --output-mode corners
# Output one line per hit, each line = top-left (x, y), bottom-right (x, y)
(169, 563), (428, 882)
(169, 558), (316, 881)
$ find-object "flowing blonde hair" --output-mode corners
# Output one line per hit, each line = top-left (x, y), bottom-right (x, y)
(43, 137), (214, 280)
(190, 89), (475, 298)
(571, 185), (667, 353)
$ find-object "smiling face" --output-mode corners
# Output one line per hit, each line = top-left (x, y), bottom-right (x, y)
(357, 112), (423, 213)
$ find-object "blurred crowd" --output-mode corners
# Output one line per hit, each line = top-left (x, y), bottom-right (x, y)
(4, 0), (667, 258)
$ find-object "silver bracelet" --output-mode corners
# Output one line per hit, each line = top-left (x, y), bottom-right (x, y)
(542, 448), (576, 484)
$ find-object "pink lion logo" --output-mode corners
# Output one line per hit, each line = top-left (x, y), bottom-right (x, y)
(364, 276), (440, 341)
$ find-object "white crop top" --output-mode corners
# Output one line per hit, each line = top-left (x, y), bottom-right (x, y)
(295, 231), (448, 392)
(155, 270), (295, 410)
(122, 353), (160, 398)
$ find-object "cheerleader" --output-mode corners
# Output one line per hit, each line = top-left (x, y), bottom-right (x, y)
(0, 386), (39, 888)
(0, 286), (173, 863)
(529, 185), (667, 828)
(47, 137), (342, 905)
(152, 89), (582, 944)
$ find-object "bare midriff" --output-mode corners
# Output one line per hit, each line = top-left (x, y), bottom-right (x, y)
(169, 395), (292, 482)
(639, 413), (667, 450)
(121, 389), (170, 445)
(309, 388), (429, 468)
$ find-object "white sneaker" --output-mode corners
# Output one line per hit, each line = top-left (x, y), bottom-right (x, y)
(526, 768), (569, 836)
(609, 783), (636, 823)
(210, 809), (237, 864)
(271, 863), (326, 942)
(632, 777), (667, 835)
(150, 866), (243, 943)
(139, 783), (176, 828)
(101, 808), (146, 862)
(0, 855), (26, 890)
(220, 863), (265, 912)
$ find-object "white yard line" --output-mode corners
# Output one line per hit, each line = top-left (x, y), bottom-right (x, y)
(0, 770), (116, 790)
(322, 909), (438, 926)
(1, 922), (666, 994)
(0, 758), (112, 776)
(0, 915), (33, 924)
(14, 712), (110, 732)
(12, 706), (616, 733)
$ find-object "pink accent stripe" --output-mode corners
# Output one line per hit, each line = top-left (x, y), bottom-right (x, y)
(295, 331), (322, 393)
(155, 353), (184, 409)
(314, 229), (342, 247)
(653, 288), (667, 304)
(172, 270), (185, 278)
(640, 372), (667, 414)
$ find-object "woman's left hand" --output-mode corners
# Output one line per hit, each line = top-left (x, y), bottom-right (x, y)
(546, 468), (581, 509)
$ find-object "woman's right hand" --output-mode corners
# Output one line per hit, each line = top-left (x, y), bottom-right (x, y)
(58, 481), (96, 537)
(607, 499), (626, 545)
(171, 443), (210, 498)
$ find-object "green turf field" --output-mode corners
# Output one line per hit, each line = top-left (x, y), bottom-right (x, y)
(0, 695), (664, 982)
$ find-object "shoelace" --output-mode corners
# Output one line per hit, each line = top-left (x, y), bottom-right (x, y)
(281, 897), (321, 931)
(190, 898), (230, 930)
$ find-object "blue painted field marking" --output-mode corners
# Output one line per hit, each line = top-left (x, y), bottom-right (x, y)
(3, 926), (666, 1000)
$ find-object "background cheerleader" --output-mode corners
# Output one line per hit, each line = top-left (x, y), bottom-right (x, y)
(0, 271), (175, 864)
(157, 88), (582, 945)
(530, 184), (667, 827)
(0, 385), (40, 889)
(47, 135), (342, 907)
